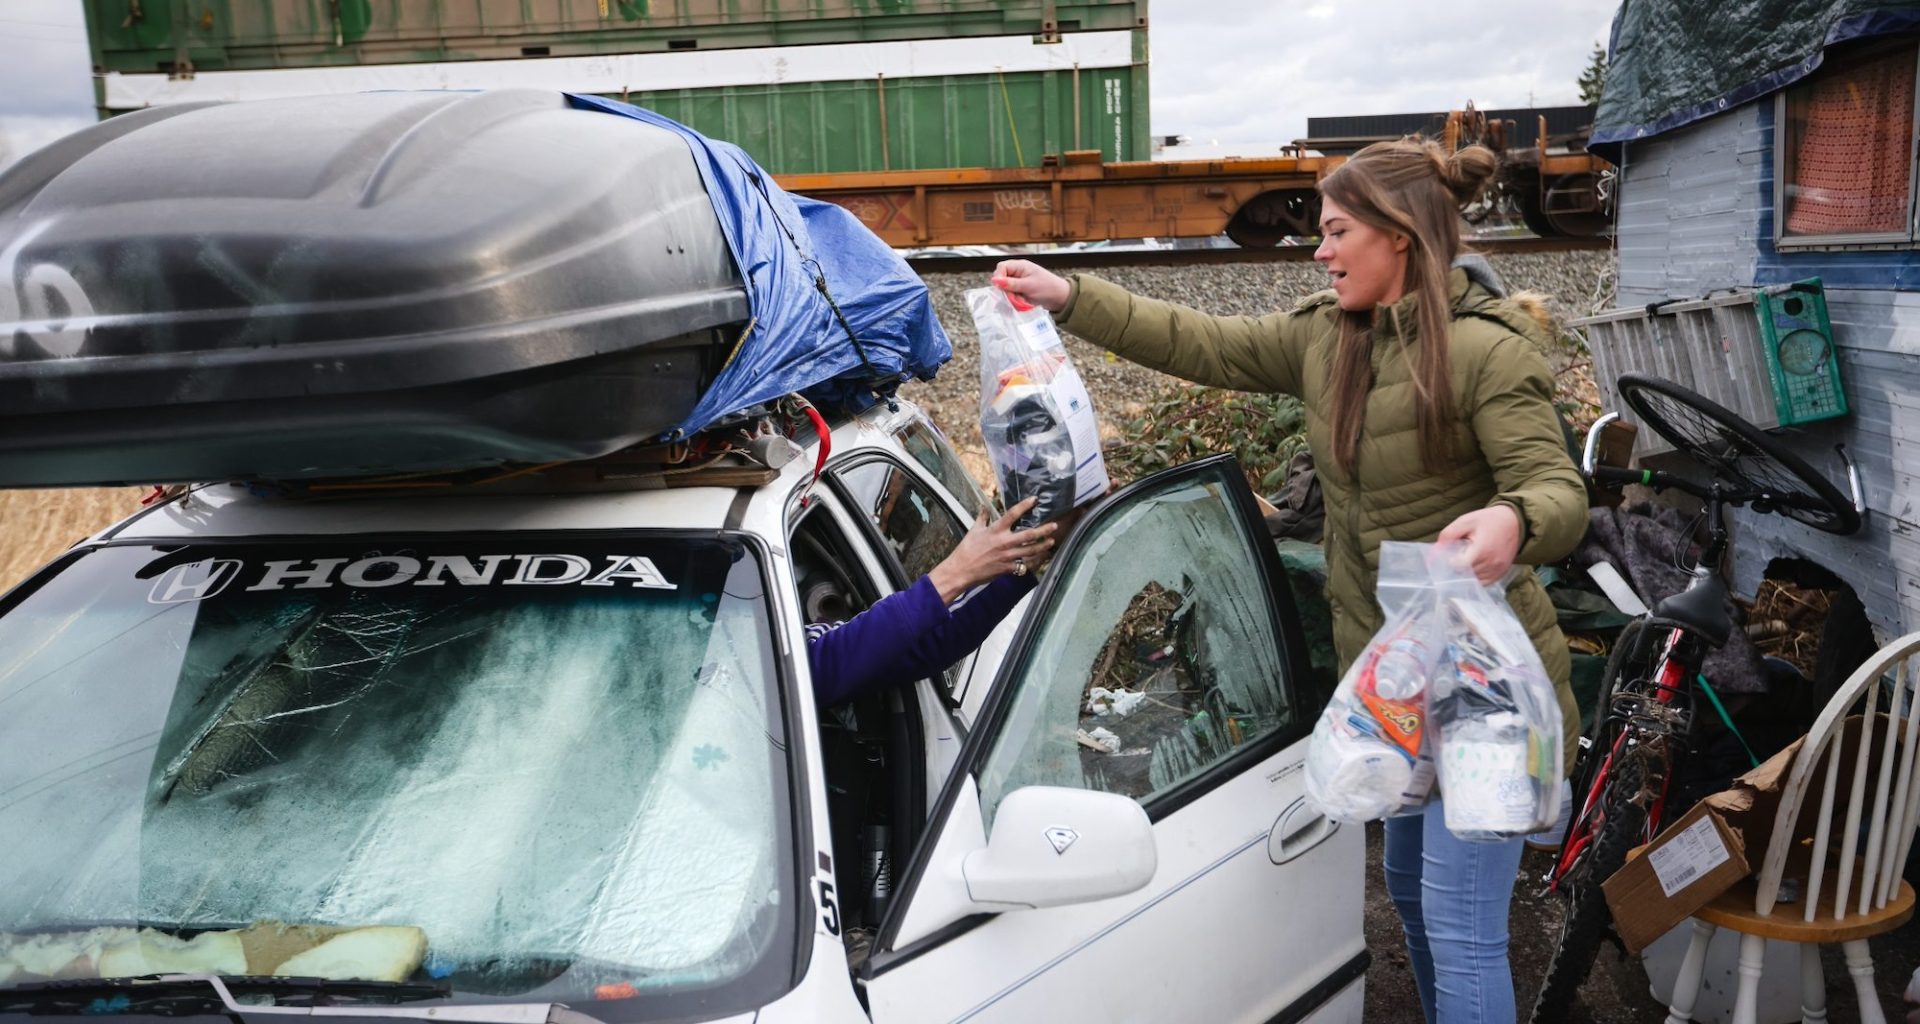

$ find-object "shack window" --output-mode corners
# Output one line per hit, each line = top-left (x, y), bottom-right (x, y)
(1777, 44), (1920, 246)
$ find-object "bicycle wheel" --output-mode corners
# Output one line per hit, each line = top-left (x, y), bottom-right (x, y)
(1564, 618), (1652, 807)
(1528, 746), (1656, 1023)
(1617, 373), (1860, 535)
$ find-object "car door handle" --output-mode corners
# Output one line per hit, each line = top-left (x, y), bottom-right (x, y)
(1268, 796), (1338, 865)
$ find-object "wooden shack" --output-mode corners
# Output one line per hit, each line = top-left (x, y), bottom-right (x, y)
(1585, 2), (1920, 638)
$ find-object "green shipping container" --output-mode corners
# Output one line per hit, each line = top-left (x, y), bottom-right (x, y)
(89, 4), (1149, 173)
(84, 0), (1146, 72)
(628, 60), (1148, 172)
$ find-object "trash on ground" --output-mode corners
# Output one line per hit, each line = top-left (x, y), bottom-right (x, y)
(1076, 726), (1122, 754)
(1086, 686), (1147, 718)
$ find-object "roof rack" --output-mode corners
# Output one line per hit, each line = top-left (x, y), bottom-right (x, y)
(248, 397), (840, 500)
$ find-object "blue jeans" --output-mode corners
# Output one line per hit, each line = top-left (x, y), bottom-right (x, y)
(1382, 800), (1527, 1024)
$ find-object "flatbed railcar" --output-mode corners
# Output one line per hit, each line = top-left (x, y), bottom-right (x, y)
(80, 2), (1610, 245)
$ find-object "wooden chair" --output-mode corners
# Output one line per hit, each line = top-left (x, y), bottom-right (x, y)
(1664, 631), (1920, 1024)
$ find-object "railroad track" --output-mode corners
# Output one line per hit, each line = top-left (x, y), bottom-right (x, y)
(906, 234), (1611, 274)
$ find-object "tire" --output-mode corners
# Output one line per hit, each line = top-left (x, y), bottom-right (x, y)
(1529, 749), (1653, 1023)
(1616, 373), (1861, 536)
(1565, 618), (1651, 805)
(1225, 189), (1318, 249)
(1541, 173), (1613, 239)
(1514, 170), (1558, 238)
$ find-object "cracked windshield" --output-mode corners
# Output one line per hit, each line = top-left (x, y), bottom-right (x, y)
(0, 536), (793, 1010)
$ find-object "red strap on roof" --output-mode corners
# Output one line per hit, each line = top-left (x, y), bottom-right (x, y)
(798, 404), (830, 508)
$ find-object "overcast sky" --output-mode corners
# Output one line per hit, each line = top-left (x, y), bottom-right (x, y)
(0, 0), (1617, 168)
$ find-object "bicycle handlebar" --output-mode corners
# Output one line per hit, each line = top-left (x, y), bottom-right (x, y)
(1579, 412), (1617, 478)
(1589, 463), (1717, 500)
(1580, 411), (1717, 502)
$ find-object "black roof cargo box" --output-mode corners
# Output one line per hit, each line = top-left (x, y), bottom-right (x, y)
(0, 90), (748, 488)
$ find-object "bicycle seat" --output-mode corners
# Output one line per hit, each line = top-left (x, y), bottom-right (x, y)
(1650, 575), (1734, 649)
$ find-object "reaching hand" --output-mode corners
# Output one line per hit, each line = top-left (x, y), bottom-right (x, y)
(927, 497), (1059, 602)
(991, 259), (1073, 314)
(1436, 505), (1524, 585)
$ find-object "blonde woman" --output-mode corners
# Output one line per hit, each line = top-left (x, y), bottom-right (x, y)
(992, 140), (1586, 1024)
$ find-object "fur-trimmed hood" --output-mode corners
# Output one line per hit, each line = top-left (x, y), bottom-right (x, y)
(1454, 252), (1559, 343)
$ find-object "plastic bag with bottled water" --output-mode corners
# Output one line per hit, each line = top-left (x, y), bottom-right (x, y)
(1303, 543), (1445, 822)
(966, 286), (1108, 529)
(1304, 540), (1564, 838)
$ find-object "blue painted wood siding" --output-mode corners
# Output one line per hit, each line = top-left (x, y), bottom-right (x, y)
(1611, 98), (1919, 639)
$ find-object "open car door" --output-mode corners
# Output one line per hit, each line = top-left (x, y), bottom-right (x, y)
(858, 456), (1367, 1024)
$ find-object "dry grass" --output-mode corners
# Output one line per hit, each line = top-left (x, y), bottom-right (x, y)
(0, 488), (147, 593)
(1744, 577), (1835, 678)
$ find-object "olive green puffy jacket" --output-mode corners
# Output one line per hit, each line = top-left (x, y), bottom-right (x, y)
(1057, 265), (1588, 771)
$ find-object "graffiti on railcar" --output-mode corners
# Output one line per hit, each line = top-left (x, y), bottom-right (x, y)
(994, 190), (1052, 213)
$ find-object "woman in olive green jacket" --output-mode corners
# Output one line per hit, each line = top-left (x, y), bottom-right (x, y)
(993, 139), (1586, 1024)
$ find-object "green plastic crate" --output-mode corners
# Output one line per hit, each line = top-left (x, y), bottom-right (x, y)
(1752, 279), (1849, 426)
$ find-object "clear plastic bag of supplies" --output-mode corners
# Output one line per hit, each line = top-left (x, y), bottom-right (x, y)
(1304, 543), (1444, 822)
(967, 287), (1108, 529)
(1429, 555), (1564, 842)
(1305, 541), (1564, 836)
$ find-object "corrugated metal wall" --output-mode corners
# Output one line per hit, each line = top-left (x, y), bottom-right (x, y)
(85, 0), (1147, 70)
(87, 3), (1150, 172)
(629, 64), (1145, 171)
(1610, 98), (1918, 640)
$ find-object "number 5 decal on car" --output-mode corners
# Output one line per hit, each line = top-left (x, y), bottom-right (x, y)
(818, 879), (841, 937)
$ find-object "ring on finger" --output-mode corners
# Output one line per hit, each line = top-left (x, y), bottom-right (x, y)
(1012, 557), (1028, 577)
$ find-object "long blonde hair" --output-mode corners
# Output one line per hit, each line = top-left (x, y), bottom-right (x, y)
(1316, 139), (1498, 475)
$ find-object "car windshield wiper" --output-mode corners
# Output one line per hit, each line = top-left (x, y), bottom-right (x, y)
(0, 974), (449, 1017)
(0, 975), (598, 1024)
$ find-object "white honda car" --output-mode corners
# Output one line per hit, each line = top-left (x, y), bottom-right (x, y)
(0, 401), (1365, 1024)
(0, 88), (1363, 1024)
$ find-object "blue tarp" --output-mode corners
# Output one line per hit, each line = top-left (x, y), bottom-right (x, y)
(1590, 0), (1920, 162)
(567, 95), (952, 440)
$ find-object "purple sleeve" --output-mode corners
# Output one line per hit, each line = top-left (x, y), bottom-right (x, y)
(807, 573), (1038, 706)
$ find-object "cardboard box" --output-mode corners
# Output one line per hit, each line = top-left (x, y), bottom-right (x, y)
(1602, 801), (1753, 953)
(1600, 720), (1836, 953)
(1599, 715), (1890, 953)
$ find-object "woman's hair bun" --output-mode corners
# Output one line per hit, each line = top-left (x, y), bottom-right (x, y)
(1440, 144), (1499, 205)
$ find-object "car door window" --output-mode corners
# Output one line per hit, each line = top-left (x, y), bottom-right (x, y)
(974, 458), (1302, 825)
(895, 416), (990, 519)
(835, 458), (968, 583)
(788, 500), (936, 941)
(790, 504), (879, 627)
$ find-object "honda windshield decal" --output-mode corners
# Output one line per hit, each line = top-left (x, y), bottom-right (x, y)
(145, 551), (678, 605)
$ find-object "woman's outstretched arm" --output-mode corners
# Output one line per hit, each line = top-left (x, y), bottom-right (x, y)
(993, 258), (1319, 396)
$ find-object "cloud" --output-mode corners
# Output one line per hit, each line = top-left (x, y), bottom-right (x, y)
(0, 115), (93, 171)
(1148, 0), (1618, 149)
(0, 0), (93, 118)
(0, 0), (94, 166)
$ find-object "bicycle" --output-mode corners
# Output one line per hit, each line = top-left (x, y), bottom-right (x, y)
(1528, 372), (1864, 1023)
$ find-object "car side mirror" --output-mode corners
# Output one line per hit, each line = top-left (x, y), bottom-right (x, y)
(961, 786), (1156, 910)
